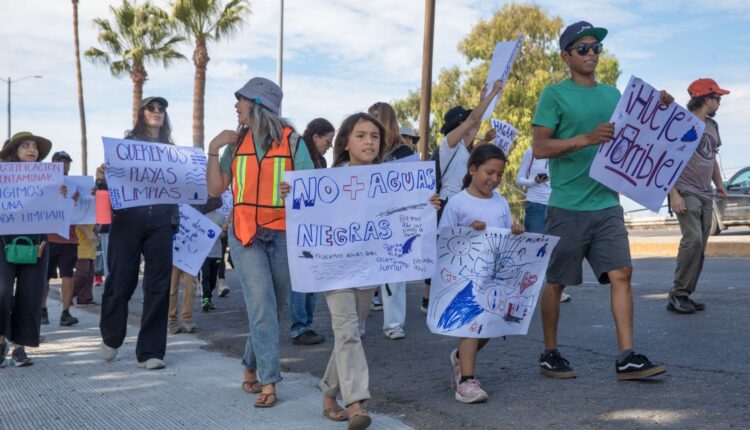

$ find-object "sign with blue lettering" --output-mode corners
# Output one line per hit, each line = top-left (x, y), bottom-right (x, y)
(65, 176), (95, 225)
(490, 118), (518, 156)
(102, 137), (208, 209)
(427, 227), (558, 338)
(285, 161), (438, 292)
(483, 34), (523, 120)
(173, 204), (220, 276)
(0, 162), (73, 237)
(589, 76), (705, 212)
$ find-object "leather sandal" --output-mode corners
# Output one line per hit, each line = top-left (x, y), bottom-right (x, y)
(347, 409), (371, 430)
(254, 392), (277, 408)
(241, 380), (261, 394)
(323, 406), (349, 422)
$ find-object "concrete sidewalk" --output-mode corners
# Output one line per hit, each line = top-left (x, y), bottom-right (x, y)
(0, 297), (410, 430)
(629, 228), (750, 257)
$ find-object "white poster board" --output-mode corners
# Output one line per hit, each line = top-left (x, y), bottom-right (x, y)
(483, 34), (523, 120)
(427, 227), (558, 338)
(285, 161), (438, 292)
(172, 204), (220, 276)
(490, 118), (518, 156)
(65, 176), (95, 225)
(589, 76), (705, 212)
(0, 162), (72, 237)
(102, 137), (208, 209)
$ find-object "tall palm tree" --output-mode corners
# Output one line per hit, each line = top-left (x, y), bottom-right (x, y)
(72, 0), (88, 175)
(85, 0), (186, 124)
(171, 0), (250, 148)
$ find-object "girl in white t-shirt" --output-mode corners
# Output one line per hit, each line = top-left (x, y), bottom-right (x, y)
(438, 143), (524, 404)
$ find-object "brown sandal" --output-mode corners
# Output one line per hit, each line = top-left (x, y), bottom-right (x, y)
(241, 380), (261, 394)
(347, 410), (371, 430)
(323, 406), (349, 422)
(254, 392), (277, 408)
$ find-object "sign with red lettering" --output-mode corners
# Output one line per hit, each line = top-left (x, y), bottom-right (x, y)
(589, 76), (704, 212)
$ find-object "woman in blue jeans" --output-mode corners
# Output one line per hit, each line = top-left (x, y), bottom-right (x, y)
(206, 77), (314, 408)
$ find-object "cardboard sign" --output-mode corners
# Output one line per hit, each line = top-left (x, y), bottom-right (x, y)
(490, 118), (518, 156)
(172, 204), (220, 276)
(65, 176), (95, 225)
(285, 161), (438, 292)
(483, 34), (523, 120)
(589, 76), (704, 212)
(102, 137), (208, 209)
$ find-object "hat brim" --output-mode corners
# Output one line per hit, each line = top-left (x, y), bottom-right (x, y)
(714, 88), (730, 95)
(139, 96), (169, 110)
(2, 135), (52, 161)
(566, 27), (608, 50)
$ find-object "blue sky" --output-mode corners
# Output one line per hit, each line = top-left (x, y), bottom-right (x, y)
(1, 0), (748, 213)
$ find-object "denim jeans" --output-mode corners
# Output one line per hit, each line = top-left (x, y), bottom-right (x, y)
(380, 282), (406, 334)
(229, 226), (291, 385)
(290, 291), (317, 338)
(524, 201), (548, 234)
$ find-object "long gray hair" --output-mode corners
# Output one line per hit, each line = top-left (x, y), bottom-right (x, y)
(251, 102), (294, 149)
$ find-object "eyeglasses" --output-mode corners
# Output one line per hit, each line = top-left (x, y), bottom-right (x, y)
(145, 104), (165, 113)
(569, 42), (603, 56)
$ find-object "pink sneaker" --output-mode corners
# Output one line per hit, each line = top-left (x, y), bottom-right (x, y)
(455, 379), (488, 403)
(450, 349), (460, 389)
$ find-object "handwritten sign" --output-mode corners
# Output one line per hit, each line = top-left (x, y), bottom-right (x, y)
(589, 76), (704, 212)
(483, 34), (523, 120)
(427, 227), (558, 338)
(285, 161), (437, 292)
(102, 137), (208, 209)
(65, 176), (95, 225)
(173, 204), (220, 276)
(490, 119), (518, 156)
(219, 188), (233, 220)
(0, 162), (72, 237)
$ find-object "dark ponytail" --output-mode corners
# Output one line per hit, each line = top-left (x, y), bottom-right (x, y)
(461, 143), (507, 189)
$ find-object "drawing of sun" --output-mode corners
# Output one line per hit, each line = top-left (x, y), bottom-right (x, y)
(439, 228), (483, 266)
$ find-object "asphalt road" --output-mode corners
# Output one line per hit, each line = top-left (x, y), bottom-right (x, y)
(72, 256), (749, 430)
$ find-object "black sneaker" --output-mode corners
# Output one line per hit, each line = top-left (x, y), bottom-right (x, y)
(41, 308), (49, 325)
(667, 294), (695, 314)
(539, 350), (576, 379)
(688, 297), (705, 311)
(201, 298), (213, 312)
(0, 339), (8, 368)
(292, 330), (325, 345)
(11, 347), (33, 367)
(60, 310), (79, 326)
(420, 297), (429, 314)
(616, 351), (666, 380)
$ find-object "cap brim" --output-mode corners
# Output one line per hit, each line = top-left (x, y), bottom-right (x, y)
(715, 88), (730, 95)
(576, 27), (608, 44)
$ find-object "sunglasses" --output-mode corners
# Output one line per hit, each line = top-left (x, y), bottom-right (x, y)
(145, 104), (166, 113)
(569, 42), (603, 56)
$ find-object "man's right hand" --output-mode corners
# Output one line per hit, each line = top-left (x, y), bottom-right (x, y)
(585, 123), (615, 146)
(670, 191), (687, 214)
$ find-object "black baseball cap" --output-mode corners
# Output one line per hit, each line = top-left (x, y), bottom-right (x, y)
(559, 21), (608, 51)
(441, 106), (472, 135)
(52, 151), (72, 161)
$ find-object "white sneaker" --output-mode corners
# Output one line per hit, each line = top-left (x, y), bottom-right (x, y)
(218, 285), (230, 297)
(137, 358), (166, 370)
(450, 349), (461, 389)
(101, 343), (118, 361)
(560, 292), (572, 302)
(455, 379), (488, 403)
(384, 328), (405, 340)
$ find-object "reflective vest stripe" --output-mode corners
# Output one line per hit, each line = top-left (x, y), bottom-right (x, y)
(272, 157), (284, 207)
(236, 155), (247, 204)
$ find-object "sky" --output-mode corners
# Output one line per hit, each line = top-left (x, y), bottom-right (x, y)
(2, 0), (749, 214)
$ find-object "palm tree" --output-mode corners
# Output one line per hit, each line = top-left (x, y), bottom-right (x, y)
(171, 0), (251, 148)
(72, 0), (88, 175)
(85, 0), (186, 124)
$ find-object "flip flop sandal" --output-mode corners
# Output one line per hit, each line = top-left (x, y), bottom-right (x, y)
(323, 407), (349, 422)
(241, 380), (262, 394)
(254, 392), (277, 408)
(347, 410), (372, 430)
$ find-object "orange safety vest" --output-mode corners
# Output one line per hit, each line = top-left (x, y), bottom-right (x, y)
(231, 127), (294, 245)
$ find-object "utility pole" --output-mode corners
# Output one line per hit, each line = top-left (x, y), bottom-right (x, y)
(276, 0), (284, 92)
(418, 0), (436, 160)
(4, 75), (42, 140)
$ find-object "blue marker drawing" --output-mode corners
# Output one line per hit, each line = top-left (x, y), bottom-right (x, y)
(680, 126), (698, 142)
(437, 281), (483, 331)
(401, 235), (419, 255)
(207, 229), (216, 239)
(536, 243), (547, 257)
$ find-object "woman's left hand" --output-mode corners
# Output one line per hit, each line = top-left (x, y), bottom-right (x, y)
(279, 181), (291, 199)
(429, 193), (441, 211)
(511, 223), (525, 235)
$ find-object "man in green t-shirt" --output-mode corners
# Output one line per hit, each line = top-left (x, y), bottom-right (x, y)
(532, 21), (672, 381)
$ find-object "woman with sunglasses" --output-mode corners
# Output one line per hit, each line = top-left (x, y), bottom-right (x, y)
(95, 96), (179, 370)
(206, 78), (314, 408)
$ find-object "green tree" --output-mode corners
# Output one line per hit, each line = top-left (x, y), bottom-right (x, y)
(171, 0), (251, 148)
(85, 0), (186, 124)
(394, 3), (620, 218)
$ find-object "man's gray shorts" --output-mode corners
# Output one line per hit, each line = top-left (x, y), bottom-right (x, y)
(545, 205), (631, 285)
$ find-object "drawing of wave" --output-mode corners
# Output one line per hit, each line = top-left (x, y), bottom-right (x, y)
(107, 167), (126, 178)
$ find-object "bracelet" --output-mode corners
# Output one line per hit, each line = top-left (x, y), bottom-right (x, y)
(208, 153), (219, 156)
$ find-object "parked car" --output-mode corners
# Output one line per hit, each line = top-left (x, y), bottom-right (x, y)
(712, 167), (750, 235)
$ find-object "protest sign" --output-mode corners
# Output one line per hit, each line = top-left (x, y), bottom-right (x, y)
(173, 204), (220, 276)
(0, 162), (72, 237)
(65, 176), (95, 225)
(427, 227), (558, 338)
(102, 137), (208, 209)
(589, 76), (705, 212)
(285, 161), (437, 292)
(219, 188), (233, 220)
(483, 34), (523, 120)
(490, 118), (518, 156)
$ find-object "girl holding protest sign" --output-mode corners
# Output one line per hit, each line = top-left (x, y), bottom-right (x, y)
(0, 131), (58, 367)
(206, 77), (314, 408)
(95, 96), (179, 370)
(437, 143), (524, 403)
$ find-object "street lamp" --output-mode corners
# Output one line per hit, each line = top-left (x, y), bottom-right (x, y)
(3, 75), (43, 140)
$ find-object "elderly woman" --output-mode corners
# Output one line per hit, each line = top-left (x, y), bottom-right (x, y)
(0, 132), (54, 367)
(206, 77), (314, 408)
